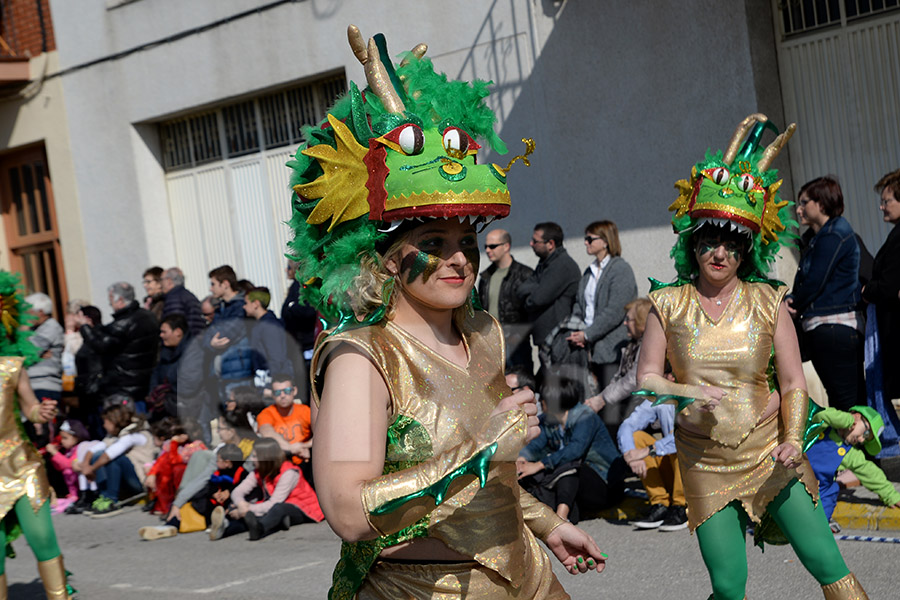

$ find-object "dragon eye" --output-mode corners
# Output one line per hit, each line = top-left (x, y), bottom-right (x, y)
(397, 124), (424, 155)
(711, 167), (730, 185)
(443, 128), (469, 154)
(738, 174), (755, 193)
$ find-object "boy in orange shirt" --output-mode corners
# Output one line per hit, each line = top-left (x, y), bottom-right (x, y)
(256, 374), (312, 485)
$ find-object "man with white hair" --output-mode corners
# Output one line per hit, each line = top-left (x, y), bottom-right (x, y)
(77, 282), (159, 405)
(24, 292), (65, 408)
(160, 267), (206, 336)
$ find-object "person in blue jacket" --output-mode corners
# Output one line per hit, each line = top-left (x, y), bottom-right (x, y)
(516, 364), (622, 523)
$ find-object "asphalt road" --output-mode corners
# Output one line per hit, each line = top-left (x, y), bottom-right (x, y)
(5, 507), (897, 599)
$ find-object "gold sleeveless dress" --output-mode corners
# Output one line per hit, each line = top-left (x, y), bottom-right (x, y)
(650, 281), (818, 532)
(312, 311), (568, 600)
(0, 356), (51, 521)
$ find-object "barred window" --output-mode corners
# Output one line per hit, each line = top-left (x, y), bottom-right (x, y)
(780, 0), (900, 37)
(159, 73), (346, 171)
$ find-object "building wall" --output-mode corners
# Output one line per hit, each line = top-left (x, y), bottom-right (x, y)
(47, 0), (794, 308)
(0, 50), (89, 301)
(0, 0), (56, 57)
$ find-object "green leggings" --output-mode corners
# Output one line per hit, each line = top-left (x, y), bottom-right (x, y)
(0, 497), (61, 575)
(695, 479), (849, 600)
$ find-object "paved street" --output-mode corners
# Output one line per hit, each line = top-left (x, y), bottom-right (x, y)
(5, 507), (897, 599)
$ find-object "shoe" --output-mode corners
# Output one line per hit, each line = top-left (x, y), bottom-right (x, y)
(89, 496), (123, 518)
(53, 497), (76, 514)
(634, 503), (668, 529)
(245, 512), (263, 541)
(66, 491), (95, 515)
(139, 525), (177, 541)
(281, 514), (292, 532)
(659, 505), (688, 531)
(209, 506), (226, 541)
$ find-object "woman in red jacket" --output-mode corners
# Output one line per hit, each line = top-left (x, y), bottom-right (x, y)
(208, 437), (322, 541)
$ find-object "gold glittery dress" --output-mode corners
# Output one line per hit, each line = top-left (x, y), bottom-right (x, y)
(312, 311), (568, 600)
(0, 356), (51, 522)
(649, 281), (817, 531)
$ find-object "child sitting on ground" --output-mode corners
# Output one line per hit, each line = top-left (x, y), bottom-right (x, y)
(808, 405), (900, 527)
(146, 417), (207, 516)
(45, 419), (97, 514)
(209, 437), (322, 541)
(140, 443), (247, 541)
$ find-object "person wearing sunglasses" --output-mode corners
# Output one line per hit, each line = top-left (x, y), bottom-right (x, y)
(256, 374), (312, 481)
(478, 229), (535, 373)
(807, 405), (900, 528)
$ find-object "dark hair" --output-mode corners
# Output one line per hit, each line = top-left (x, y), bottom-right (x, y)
(539, 365), (585, 413)
(585, 220), (622, 257)
(506, 368), (536, 392)
(161, 313), (189, 335)
(101, 404), (137, 434)
(80, 305), (102, 327)
(271, 373), (294, 386)
(236, 279), (255, 295)
(534, 222), (564, 246)
(800, 176), (844, 218)
(208, 265), (237, 289)
(253, 437), (287, 483)
(61, 419), (90, 442)
(220, 409), (258, 441)
(217, 443), (244, 465)
(247, 286), (271, 309)
(231, 385), (267, 416)
(875, 168), (900, 201)
(143, 266), (164, 281)
(150, 416), (181, 440)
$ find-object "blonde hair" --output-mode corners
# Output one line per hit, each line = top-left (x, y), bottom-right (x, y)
(585, 220), (622, 257)
(625, 297), (653, 336)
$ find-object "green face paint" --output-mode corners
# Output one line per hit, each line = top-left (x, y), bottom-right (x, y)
(402, 250), (441, 284)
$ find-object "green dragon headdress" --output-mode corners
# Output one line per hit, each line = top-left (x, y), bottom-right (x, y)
(0, 271), (39, 366)
(666, 113), (797, 283)
(287, 25), (532, 326)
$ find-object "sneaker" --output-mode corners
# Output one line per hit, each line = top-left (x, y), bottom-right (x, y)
(67, 491), (96, 515)
(659, 505), (688, 531)
(89, 496), (123, 518)
(245, 512), (264, 541)
(139, 525), (177, 541)
(209, 506), (226, 541)
(634, 503), (668, 529)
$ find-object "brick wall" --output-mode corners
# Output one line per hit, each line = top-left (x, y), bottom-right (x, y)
(1, 0), (56, 57)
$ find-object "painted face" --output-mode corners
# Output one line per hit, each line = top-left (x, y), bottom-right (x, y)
(694, 232), (743, 286)
(881, 188), (900, 225)
(392, 219), (479, 312)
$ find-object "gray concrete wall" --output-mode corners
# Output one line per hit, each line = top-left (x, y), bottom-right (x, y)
(47, 0), (793, 307)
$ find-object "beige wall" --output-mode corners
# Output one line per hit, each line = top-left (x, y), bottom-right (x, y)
(0, 51), (90, 303)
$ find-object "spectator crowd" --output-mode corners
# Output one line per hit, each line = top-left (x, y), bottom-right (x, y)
(17, 167), (900, 544)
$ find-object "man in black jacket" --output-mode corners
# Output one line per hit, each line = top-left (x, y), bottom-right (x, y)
(161, 267), (206, 336)
(517, 222), (581, 377)
(478, 229), (534, 373)
(78, 282), (160, 406)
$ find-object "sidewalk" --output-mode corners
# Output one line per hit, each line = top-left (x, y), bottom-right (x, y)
(831, 481), (900, 532)
(595, 483), (900, 532)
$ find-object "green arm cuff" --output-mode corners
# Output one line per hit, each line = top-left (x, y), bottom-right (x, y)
(633, 389), (696, 413)
(370, 443), (497, 516)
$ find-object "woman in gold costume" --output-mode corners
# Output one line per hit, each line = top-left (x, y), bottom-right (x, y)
(0, 273), (72, 599)
(290, 26), (607, 600)
(636, 115), (867, 600)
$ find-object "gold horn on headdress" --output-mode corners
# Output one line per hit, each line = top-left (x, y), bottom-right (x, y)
(757, 123), (796, 173)
(723, 113), (767, 165)
(347, 25), (406, 114)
